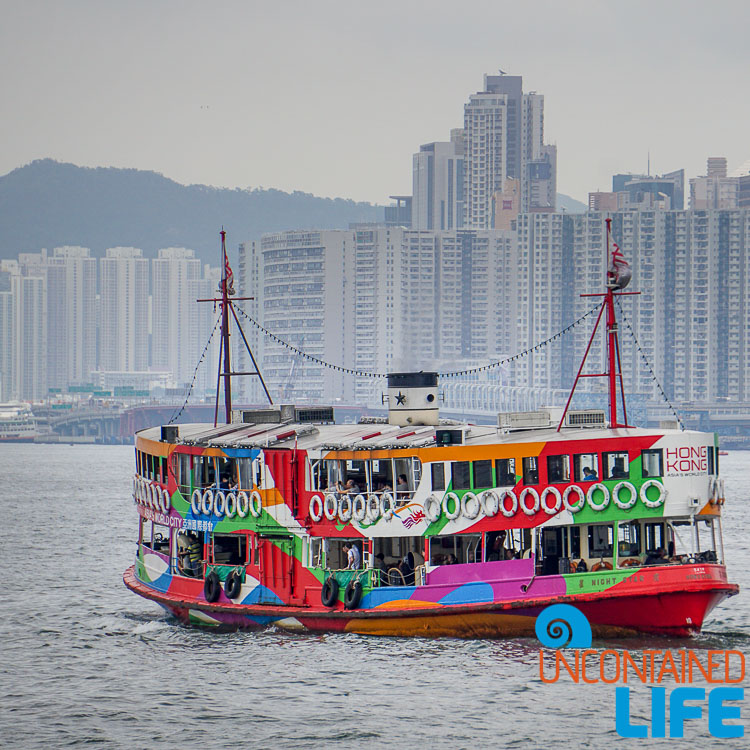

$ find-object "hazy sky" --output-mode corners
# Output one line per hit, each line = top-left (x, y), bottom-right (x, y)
(2, 0), (749, 204)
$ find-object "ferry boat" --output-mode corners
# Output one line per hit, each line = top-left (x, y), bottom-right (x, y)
(0, 402), (42, 442)
(124, 228), (738, 637)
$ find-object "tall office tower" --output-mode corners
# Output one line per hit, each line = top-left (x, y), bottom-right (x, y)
(99, 248), (150, 372)
(463, 73), (553, 227)
(152, 248), (202, 386)
(689, 157), (738, 209)
(412, 129), (465, 230)
(612, 170), (685, 210)
(44, 247), (97, 387)
(236, 239), (264, 404)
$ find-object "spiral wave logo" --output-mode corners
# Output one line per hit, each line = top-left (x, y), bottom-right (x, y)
(535, 603), (592, 648)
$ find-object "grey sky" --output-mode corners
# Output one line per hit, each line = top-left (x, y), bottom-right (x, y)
(2, 0), (749, 204)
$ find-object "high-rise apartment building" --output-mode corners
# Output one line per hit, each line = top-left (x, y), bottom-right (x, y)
(690, 157), (739, 209)
(152, 248), (203, 386)
(99, 248), (150, 372)
(412, 130), (465, 231)
(463, 73), (555, 227)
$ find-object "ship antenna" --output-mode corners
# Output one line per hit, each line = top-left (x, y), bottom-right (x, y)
(198, 229), (273, 426)
(557, 218), (639, 431)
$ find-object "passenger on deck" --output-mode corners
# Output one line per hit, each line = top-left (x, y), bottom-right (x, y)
(373, 552), (386, 572)
(583, 466), (597, 481)
(177, 532), (191, 574)
(575, 558), (588, 572)
(343, 543), (361, 570)
(446, 554), (458, 565)
(396, 474), (409, 498)
(400, 551), (415, 585)
(488, 532), (508, 562)
(338, 479), (360, 495)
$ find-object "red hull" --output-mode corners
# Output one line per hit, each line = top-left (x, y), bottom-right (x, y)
(123, 565), (738, 639)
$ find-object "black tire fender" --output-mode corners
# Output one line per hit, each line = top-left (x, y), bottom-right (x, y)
(204, 570), (221, 603)
(224, 571), (242, 599)
(321, 575), (339, 608)
(344, 579), (362, 610)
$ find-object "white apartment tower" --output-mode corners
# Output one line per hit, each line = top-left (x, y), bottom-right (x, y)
(99, 248), (150, 372)
(152, 248), (202, 386)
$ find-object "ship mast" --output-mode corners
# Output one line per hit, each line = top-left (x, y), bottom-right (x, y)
(558, 218), (638, 431)
(198, 229), (272, 426)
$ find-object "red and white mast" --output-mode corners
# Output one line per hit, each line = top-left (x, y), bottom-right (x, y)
(558, 218), (638, 430)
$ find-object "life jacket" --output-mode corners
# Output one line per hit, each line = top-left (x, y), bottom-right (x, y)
(188, 539), (202, 564)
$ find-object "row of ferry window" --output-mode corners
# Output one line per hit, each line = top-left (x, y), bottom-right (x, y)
(135, 451), (261, 491)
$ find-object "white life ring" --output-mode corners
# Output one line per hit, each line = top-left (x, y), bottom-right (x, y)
(366, 493), (381, 521)
(424, 494), (442, 522)
(309, 493), (324, 522)
(236, 490), (249, 518)
(442, 491), (461, 520)
(139, 478), (147, 505)
(519, 487), (540, 516)
(352, 494), (367, 522)
(587, 482), (610, 511)
(708, 476), (720, 505)
(540, 486), (562, 515)
(612, 481), (637, 510)
(144, 482), (153, 508)
(134, 477), (141, 504)
(499, 489), (518, 518)
(160, 486), (171, 513)
(201, 489), (214, 516)
(249, 490), (263, 518)
(225, 492), (237, 519)
(461, 491), (481, 520)
(719, 478), (725, 505)
(338, 494), (353, 523)
(640, 479), (666, 508)
(151, 483), (161, 509)
(381, 491), (396, 520)
(214, 490), (226, 517)
(132, 475), (138, 501)
(323, 492), (338, 521)
(480, 490), (500, 517)
(191, 489), (202, 516)
(563, 484), (586, 513)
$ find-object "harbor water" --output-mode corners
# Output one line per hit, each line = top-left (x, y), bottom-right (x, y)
(1, 444), (748, 748)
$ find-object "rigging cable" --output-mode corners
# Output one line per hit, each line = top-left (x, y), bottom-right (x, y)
(167, 316), (222, 425)
(234, 302), (603, 380)
(615, 297), (685, 431)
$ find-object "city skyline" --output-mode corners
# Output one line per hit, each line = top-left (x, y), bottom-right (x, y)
(2, 1), (749, 205)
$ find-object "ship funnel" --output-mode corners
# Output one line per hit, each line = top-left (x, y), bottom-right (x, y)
(386, 372), (439, 427)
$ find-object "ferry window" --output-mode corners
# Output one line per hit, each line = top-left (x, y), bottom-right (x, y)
(371, 459), (393, 493)
(394, 458), (413, 494)
(431, 463), (445, 491)
(618, 522), (641, 558)
(177, 453), (191, 495)
(195, 456), (216, 488)
(588, 524), (613, 557)
(522, 457), (538, 485)
(547, 455), (570, 484)
(641, 450), (663, 478)
(707, 447), (715, 476)
(309, 538), (323, 568)
(644, 522), (666, 554)
(495, 458), (516, 486)
(573, 453), (598, 481)
(238, 457), (253, 490)
(473, 460), (492, 489)
(212, 534), (247, 566)
(602, 451), (629, 479)
(412, 456), (422, 486)
(430, 533), (481, 565)
(321, 460), (345, 490)
(217, 458), (237, 489)
(565, 526), (581, 559)
(452, 461), (471, 490)
(142, 521), (170, 553)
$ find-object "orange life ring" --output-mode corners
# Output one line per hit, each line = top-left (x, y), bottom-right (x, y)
(592, 561), (613, 571)
(620, 558), (641, 567)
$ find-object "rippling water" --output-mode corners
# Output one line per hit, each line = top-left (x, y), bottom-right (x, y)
(1, 445), (748, 748)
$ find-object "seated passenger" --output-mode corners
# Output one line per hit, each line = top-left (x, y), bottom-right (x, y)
(575, 558), (588, 572)
(645, 548), (667, 565)
(583, 466), (597, 481)
(400, 551), (415, 585)
(396, 474), (409, 499)
(338, 479), (360, 495)
(373, 552), (386, 573)
(487, 532), (507, 562)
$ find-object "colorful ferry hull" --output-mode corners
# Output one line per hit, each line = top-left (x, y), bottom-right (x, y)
(125, 418), (737, 638)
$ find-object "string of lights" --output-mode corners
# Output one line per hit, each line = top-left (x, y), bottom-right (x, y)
(615, 297), (685, 431)
(236, 302), (603, 380)
(167, 316), (222, 425)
